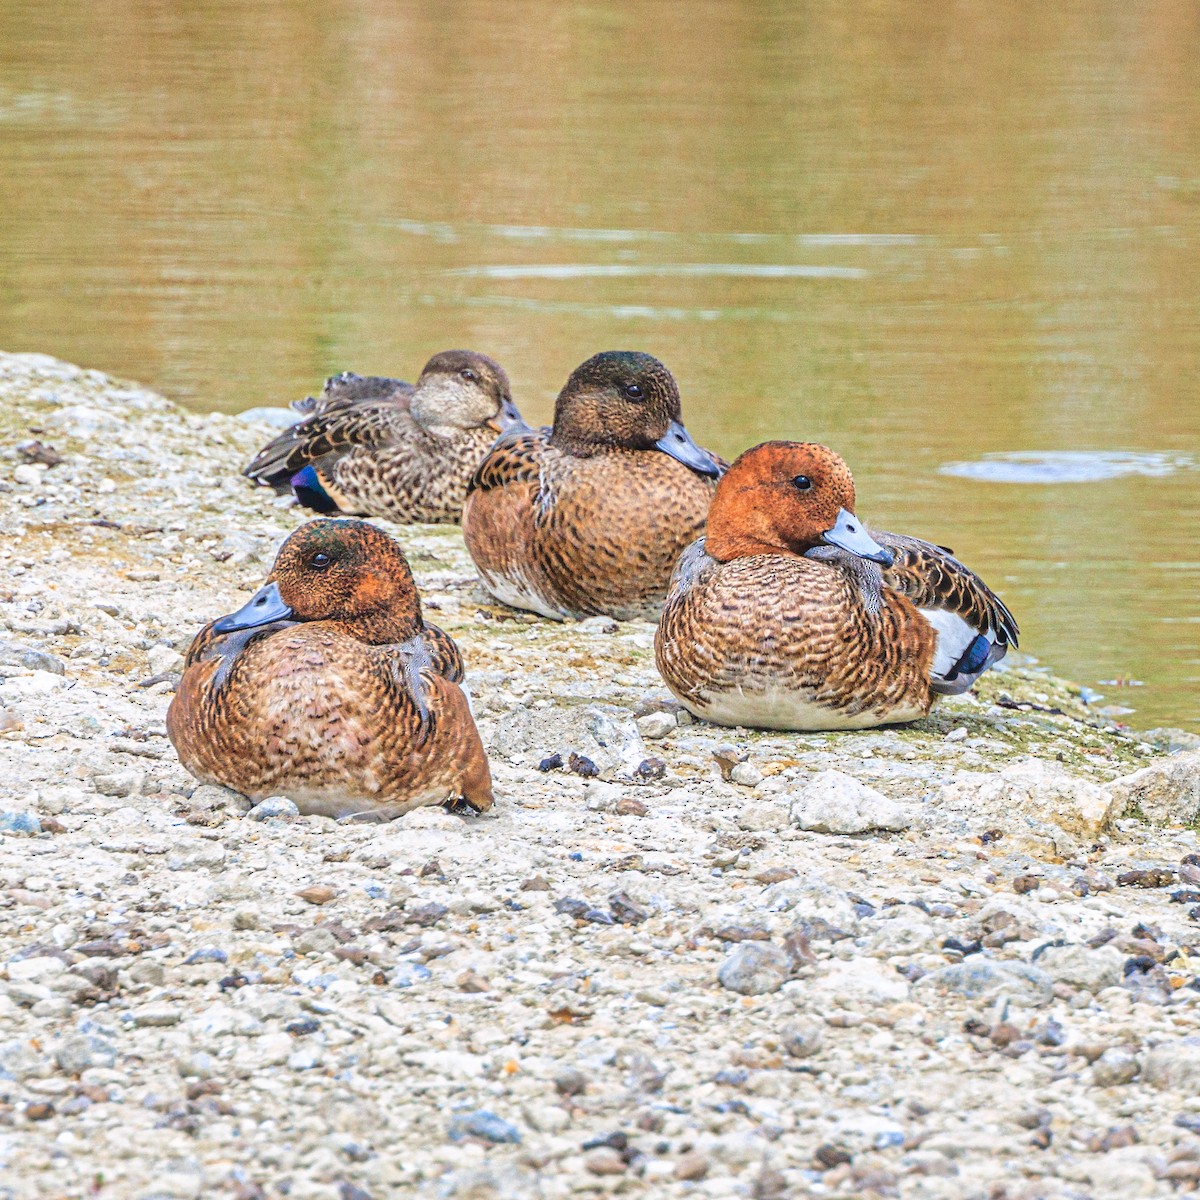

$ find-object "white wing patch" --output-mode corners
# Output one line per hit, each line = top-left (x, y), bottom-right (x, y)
(919, 608), (982, 679)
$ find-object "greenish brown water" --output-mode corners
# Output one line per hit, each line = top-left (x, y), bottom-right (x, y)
(1, 1), (1197, 731)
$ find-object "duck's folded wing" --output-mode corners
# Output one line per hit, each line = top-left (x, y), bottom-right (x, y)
(422, 623), (466, 684)
(467, 427), (551, 493)
(244, 394), (416, 489)
(870, 529), (1019, 695)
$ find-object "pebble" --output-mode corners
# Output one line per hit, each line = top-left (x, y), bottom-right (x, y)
(782, 1021), (825, 1059)
(729, 761), (765, 788)
(718, 942), (791, 995)
(132, 1004), (182, 1027)
(636, 711), (676, 739)
(446, 1110), (522, 1144)
(248, 796), (300, 821)
(1092, 1047), (1141, 1087)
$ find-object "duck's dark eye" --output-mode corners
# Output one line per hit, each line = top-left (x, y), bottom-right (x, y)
(793, 475), (813, 492)
(460, 368), (478, 382)
(625, 382), (644, 400)
(310, 552), (332, 569)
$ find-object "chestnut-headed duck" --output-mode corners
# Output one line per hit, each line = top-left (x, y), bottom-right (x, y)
(244, 350), (524, 523)
(654, 441), (1017, 730)
(167, 518), (493, 818)
(462, 351), (724, 621)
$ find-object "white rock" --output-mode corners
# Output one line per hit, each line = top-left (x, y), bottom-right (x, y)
(168, 841), (227, 871)
(938, 759), (1118, 841)
(1035, 944), (1124, 992)
(13, 464), (42, 486)
(636, 711), (677, 740)
(7, 956), (66, 983)
(812, 957), (910, 1004)
(729, 762), (765, 788)
(789, 771), (911, 834)
(1106, 751), (1200, 825)
(736, 801), (788, 832)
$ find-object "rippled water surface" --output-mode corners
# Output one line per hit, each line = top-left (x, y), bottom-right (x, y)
(1, 2), (1197, 730)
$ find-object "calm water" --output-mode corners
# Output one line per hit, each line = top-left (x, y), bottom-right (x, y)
(1, 1), (1197, 731)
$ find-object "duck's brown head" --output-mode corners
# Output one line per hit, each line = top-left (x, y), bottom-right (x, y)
(549, 351), (720, 477)
(704, 441), (894, 565)
(411, 350), (523, 435)
(212, 519), (423, 644)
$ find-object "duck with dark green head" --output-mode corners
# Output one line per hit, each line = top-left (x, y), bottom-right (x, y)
(167, 518), (493, 819)
(463, 350), (724, 621)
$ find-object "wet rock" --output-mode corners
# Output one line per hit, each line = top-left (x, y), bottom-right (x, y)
(789, 771), (911, 834)
(915, 960), (1054, 1007)
(248, 797), (299, 821)
(446, 1110), (521, 1144)
(718, 942), (790, 995)
(1107, 751), (1200, 825)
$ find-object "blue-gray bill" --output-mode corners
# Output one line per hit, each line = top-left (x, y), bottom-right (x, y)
(655, 420), (722, 478)
(822, 509), (895, 566)
(212, 581), (294, 633)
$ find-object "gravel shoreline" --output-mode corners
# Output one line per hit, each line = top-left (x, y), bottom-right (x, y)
(2, 350), (1200, 1200)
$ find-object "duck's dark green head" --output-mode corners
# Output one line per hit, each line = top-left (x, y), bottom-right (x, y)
(549, 350), (719, 477)
(213, 519), (423, 645)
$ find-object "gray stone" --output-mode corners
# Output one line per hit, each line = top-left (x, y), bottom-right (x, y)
(1092, 1048), (1140, 1087)
(1143, 1039), (1200, 1091)
(247, 796), (299, 822)
(0, 639), (65, 675)
(729, 761), (765, 788)
(718, 942), (790, 995)
(92, 769), (142, 798)
(447, 1109), (522, 1144)
(0, 811), (41, 835)
(789, 771), (911, 834)
(636, 711), (677, 740)
(1035, 944), (1124, 992)
(167, 841), (227, 871)
(132, 1003), (181, 1027)
(294, 927), (336, 956)
(1106, 752), (1200, 825)
(781, 1021), (825, 1059)
(914, 960), (1054, 1007)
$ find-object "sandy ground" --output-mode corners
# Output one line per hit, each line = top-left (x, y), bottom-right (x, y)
(1, 350), (1199, 1200)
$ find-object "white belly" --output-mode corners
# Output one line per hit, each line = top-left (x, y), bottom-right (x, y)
(686, 682), (928, 732)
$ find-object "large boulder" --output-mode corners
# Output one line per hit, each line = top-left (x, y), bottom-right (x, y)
(1106, 752), (1200, 825)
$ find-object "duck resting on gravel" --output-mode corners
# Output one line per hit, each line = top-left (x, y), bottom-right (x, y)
(243, 350), (524, 524)
(654, 441), (1017, 730)
(167, 518), (494, 819)
(462, 350), (725, 622)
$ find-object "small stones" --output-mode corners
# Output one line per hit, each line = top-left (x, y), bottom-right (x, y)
(636, 711), (676, 740)
(24, 1101), (55, 1121)
(718, 942), (791, 995)
(168, 841), (227, 872)
(296, 885), (337, 906)
(585, 1149), (626, 1175)
(293, 927), (336, 956)
(608, 891), (648, 925)
(1116, 867), (1175, 888)
(789, 771), (911, 834)
(247, 796), (299, 821)
(446, 1109), (521, 1144)
(712, 745), (747, 781)
(633, 757), (666, 781)
(615, 796), (648, 816)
